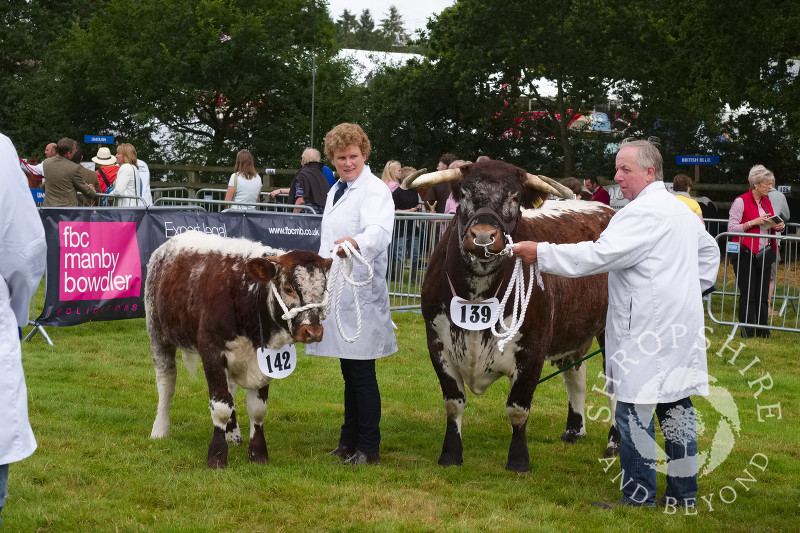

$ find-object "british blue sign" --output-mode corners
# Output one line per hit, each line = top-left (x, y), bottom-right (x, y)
(31, 188), (45, 203)
(84, 135), (114, 144)
(677, 155), (718, 165)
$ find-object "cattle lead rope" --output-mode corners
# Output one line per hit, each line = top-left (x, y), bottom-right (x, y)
(490, 235), (545, 352)
(324, 240), (374, 343)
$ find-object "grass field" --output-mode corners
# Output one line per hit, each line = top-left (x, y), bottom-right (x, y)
(5, 303), (799, 532)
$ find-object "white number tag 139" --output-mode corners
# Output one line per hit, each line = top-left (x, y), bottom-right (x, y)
(449, 296), (500, 331)
(257, 344), (297, 379)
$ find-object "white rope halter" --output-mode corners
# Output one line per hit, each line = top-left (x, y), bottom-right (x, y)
(490, 234), (544, 352)
(269, 283), (327, 337)
(323, 240), (374, 343)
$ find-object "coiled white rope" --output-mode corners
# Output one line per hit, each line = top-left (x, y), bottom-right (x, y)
(323, 240), (374, 343)
(490, 235), (544, 352)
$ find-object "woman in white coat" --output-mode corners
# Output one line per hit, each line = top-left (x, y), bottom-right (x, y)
(0, 132), (47, 526)
(305, 123), (397, 466)
(110, 143), (142, 207)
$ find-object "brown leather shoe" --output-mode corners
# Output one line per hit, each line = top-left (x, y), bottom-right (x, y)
(343, 450), (380, 466)
(329, 444), (356, 460)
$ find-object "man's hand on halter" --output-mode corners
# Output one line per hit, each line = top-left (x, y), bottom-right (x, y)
(333, 237), (359, 258)
(512, 241), (539, 265)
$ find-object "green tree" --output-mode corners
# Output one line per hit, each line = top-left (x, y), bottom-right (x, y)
(13, 0), (355, 170)
(379, 5), (409, 50)
(335, 9), (358, 48)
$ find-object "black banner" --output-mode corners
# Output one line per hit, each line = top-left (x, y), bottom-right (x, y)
(37, 208), (321, 326)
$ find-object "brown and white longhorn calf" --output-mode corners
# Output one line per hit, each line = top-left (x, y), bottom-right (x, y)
(406, 160), (619, 473)
(145, 230), (331, 468)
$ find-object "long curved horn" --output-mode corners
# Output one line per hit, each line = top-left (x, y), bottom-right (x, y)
(524, 173), (573, 200)
(403, 168), (462, 189)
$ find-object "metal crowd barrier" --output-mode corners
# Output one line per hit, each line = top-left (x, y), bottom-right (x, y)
(152, 186), (192, 206)
(707, 230), (800, 339)
(153, 196), (317, 213)
(387, 212), (453, 310)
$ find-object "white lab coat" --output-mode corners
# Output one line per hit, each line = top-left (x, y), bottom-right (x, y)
(1, 133), (46, 465)
(305, 165), (398, 360)
(109, 163), (141, 207)
(137, 159), (153, 206)
(537, 181), (720, 403)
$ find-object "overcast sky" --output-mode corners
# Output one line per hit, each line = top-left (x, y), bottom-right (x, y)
(326, 0), (455, 34)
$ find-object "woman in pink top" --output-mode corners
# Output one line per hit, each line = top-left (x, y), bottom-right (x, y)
(381, 160), (401, 192)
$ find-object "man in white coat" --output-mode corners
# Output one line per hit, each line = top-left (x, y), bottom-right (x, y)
(305, 123), (397, 466)
(513, 140), (720, 509)
(0, 132), (47, 526)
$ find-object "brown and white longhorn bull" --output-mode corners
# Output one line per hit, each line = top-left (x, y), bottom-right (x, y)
(406, 160), (619, 473)
(145, 230), (331, 468)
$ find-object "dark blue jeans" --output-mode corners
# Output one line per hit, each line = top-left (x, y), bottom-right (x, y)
(615, 398), (698, 506)
(339, 359), (381, 454)
(0, 463), (8, 528)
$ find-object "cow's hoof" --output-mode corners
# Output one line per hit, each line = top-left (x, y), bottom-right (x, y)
(438, 454), (463, 467)
(207, 456), (227, 469)
(560, 429), (586, 444)
(248, 452), (270, 465)
(505, 460), (531, 474)
(603, 443), (620, 458)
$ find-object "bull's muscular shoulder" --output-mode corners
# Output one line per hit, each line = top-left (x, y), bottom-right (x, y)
(518, 199), (613, 245)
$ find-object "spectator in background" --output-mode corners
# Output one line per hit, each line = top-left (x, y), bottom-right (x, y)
(269, 148), (330, 213)
(322, 164), (336, 187)
(70, 145), (100, 206)
(26, 142), (58, 178)
(224, 149), (262, 210)
(392, 166), (423, 280)
(424, 153), (457, 213)
(560, 177), (588, 200)
(767, 175), (791, 315)
(137, 158), (153, 207)
(92, 147), (119, 193)
(111, 143), (143, 207)
(671, 174), (704, 222)
(727, 164), (785, 338)
(381, 160), (401, 192)
(0, 132), (47, 529)
(444, 160), (468, 214)
(42, 137), (97, 207)
(584, 174), (610, 205)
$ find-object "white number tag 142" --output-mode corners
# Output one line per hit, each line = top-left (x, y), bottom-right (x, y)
(449, 296), (500, 331)
(257, 344), (297, 379)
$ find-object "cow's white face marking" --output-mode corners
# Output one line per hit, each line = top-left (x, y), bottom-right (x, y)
(225, 336), (273, 389)
(285, 264), (327, 325)
(432, 313), (520, 395)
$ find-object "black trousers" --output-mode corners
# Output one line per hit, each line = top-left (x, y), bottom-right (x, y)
(732, 246), (775, 338)
(339, 359), (381, 453)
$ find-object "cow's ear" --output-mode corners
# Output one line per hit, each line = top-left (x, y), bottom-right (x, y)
(246, 258), (278, 283)
(323, 258), (333, 272)
(520, 188), (549, 209)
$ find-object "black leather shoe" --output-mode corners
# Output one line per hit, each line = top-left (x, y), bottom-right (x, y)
(343, 450), (380, 466)
(329, 444), (356, 460)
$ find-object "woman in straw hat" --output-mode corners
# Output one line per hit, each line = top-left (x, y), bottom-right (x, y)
(92, 146), (118, 193)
